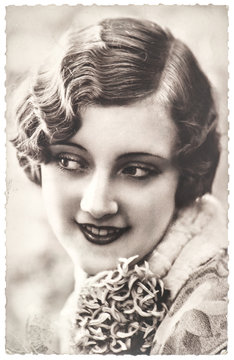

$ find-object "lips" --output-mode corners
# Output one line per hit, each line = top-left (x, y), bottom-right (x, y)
(78, 223), (130, 245)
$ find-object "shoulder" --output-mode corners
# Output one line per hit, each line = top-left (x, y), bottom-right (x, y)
(151, 251), (228, 355)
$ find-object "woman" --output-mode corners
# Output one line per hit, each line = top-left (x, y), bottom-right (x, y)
(12, 17), (228, 355)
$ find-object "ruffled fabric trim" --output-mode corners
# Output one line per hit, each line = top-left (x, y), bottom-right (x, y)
(70, 256), (168, 354)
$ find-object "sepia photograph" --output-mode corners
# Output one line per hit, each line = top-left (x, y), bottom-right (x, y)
(5, 4), (229, 355)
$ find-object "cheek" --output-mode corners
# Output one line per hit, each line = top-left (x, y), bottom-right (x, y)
(124, 175), (178, 224)
(124, 176), (178, 256)
(41, 168), (77, 228)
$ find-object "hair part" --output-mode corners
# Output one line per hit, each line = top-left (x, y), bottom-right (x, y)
(12, 17), (220, 208)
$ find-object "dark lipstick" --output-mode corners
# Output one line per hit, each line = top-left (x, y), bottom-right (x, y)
(78, 223), (130, 245)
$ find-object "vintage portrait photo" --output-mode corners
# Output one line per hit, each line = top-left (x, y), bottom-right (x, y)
(5, 3), (229, 355)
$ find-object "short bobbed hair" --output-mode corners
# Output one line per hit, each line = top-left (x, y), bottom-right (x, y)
(12, 17), (220, 208)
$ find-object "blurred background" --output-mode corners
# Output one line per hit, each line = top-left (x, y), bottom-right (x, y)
(6, 5), (228, 354)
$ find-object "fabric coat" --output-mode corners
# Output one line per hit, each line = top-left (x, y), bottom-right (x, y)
(26, 194), (229, 354)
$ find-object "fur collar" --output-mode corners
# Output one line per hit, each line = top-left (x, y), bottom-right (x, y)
(147, 194), (228, 300)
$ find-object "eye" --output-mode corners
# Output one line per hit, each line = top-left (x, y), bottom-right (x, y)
(56, 154), (88, 172)
(121, 165), (160, 179)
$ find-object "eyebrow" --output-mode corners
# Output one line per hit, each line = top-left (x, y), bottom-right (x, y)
(117, 152), (168, 161)
(50, 141), (88, 152)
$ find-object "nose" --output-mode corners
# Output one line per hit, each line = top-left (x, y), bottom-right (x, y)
(80, 172), (118, 219)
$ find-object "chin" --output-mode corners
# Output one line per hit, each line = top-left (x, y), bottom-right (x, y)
(79, 257), (118, 276)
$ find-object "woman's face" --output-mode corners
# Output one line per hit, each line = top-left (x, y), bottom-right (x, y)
(41, 97), (179, 275)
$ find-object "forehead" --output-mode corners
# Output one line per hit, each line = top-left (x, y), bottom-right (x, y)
(72, 97), (177, 159)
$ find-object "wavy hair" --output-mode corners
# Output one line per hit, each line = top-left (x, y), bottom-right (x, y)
(12, 17), (220, 208)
